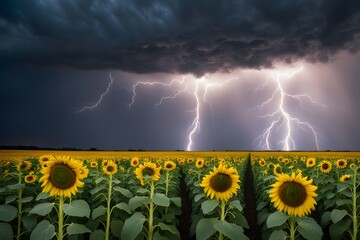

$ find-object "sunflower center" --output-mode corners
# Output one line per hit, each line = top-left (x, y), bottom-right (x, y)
(322, 163), (329, 170)
(20, 163), (27, 170)
(166, 164), (172, 168)
(339, 161), (344, 166)
(26, 176), (34, 181)
(143, 167), (154, 176)
(210, 173), (232, 192)
(50, 164), (76, 189)
(279, 181), (307, 207)
(107, 165), (114, 172)
(275, 166), (282, 174)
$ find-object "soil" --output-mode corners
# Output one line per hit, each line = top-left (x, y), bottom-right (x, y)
(243, 155), (262, 240)
(179, 174), (196, 240)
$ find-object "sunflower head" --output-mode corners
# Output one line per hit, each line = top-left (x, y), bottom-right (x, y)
(103, 160), (118, 176)
(135, 162), (161, 185)
(196, 158), (205, 169)
(39, 156), (85, 198)
(200, 164), (240, 202)
(273, 164), (283, 176)
(101, 159), (109, 168)
(78, 165), (89, 179)
(205, 161), (211, 167)
(131, 157), (140, 167)
(90, 161), (98, 168)
(163, 161), (176, 171)
(319, 160), (332, 174)
(187, 158), (194, 164)
(306, 158), (316, 168)
(268, 163), (275, 169)
(259, 158), (266, 167)
(335, 159), (347, 169)
(25, 174), (37, 184)
(17, 160), (32, 172)
(269, 173), (318, 217)
(339, 174), (351, 182)
(349, 163), (355, 168)
(39, 155), (53, 166)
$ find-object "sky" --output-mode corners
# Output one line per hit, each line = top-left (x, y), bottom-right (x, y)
(0, 0), (360, 151)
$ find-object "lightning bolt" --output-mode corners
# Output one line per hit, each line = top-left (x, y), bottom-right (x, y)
(253, 66), (327, 150)
(128, 75), (235, 150)
(76, 73), (114, 113)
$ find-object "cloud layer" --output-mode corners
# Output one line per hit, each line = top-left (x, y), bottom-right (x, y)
(1, 0), (360, 75)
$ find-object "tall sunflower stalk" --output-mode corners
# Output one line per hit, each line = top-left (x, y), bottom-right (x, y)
(351, 166), (358, 240)
(39, 156), (87, 240)
(134, 162), (161, 240)
(102, 160), (117, 240)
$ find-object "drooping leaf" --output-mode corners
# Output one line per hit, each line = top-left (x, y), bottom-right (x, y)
(0, 204), (18, 222)
(66, 223), (91, 235)
(30, 220), (55, 240)
(266, 212), (289, 228)
(29, 203), (54, 216)
(63, 200), (90, 218)
(121, 212), (146, 240)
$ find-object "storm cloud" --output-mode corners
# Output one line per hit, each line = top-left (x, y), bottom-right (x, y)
(1, 0), (360, 75)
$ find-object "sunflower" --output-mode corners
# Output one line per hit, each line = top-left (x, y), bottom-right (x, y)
(78, 165), (89, 179)
(349, 163), (356, 168)
(306, 158), (316, 168)
(339, 174), (351, 182)
(103, 160), (118, 176)
(17, 160), (32, 172)
(196, 158), (205, 169)
(187, 158), (194, 164)
(259, 159), (266, 167)
(335, 159), (347, 169)
(200, 164), (240, 202)
(101, 159), (109, 168)
(273, 164), (283, 176)
(268, 163), (275, 169)
(163, 161), (176, 171)
(39, 155), (53, 166)
(39, 156), (84, 198)
(269, 173), (317, 217)
(319, 160), (332, 174)
(205, 161), (211, 167)
(131, 157), (140, 167)
(90, 161), (98, 168)
(178, 159), (185, 166)
(135, 162), (161, 185)
(24, 174), (37, 184)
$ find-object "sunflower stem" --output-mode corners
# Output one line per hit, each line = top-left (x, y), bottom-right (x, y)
(165, 171), (169, 197)
(351, 167), (358, 240)
(289, 216), (296, 240)
(218, 200), (226, 240)
(148, 180), (155, 240)
(16, 171), (23, 240)
(105, 174), (113, 240)
(58, 196), (64, 240)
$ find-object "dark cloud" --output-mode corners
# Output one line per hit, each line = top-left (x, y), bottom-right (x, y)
(0, 0), (360, 75)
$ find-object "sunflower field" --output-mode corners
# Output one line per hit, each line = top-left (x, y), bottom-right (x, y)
(0, 150), (359, 240)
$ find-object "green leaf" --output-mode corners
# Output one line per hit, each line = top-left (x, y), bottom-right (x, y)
(297, 217), (323, 240)
(170, 197), (182, 207)
(92, 205), (106, 219)
(230, 200), (243, 212)
(320, 211), (331, 226)
(0, 187), (6, 193)
(113, 186), (133, 198)
(121, 212), (146, 240)
(329, 218), (351, 239)
(331, 209), (348, 224)
(266, 212), (289, 228)
(0, 223), (13, 240)
(153, 232), (168, 240)
(0, 204), (18, 222)
(256, 201), (267, 211)
(113, 203), (131, 214)
(136, 188), (149, 194)
(30, 220), (55, 240)
(326, 192), (335, 199)
(29, 202), (54, 216)
(158, 223), (179, 235)
(90, 230), (105, 240)
(66, 223), (91, 235)
(201, 199), (219, 214)
(213, 220), (249, 240)
(7, 183), (24, 190)
(95, 177), (105, 184)
(5, 195), (17, 204)
(336, 199), (352, 206)
(269, 230), (287, 240)
(110, 220), (123, 238)
(36, 192), (50, 201)
(194, 193), (205, 202)
(90, 185), (106, 195)
(63, 200), (90, 218)
(22, 215), (38, 231)
(196, 218), (218, 240)
(129, 196), (150, 211)
(21, 196), (33, 203)
(154, 193), (170, 207)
